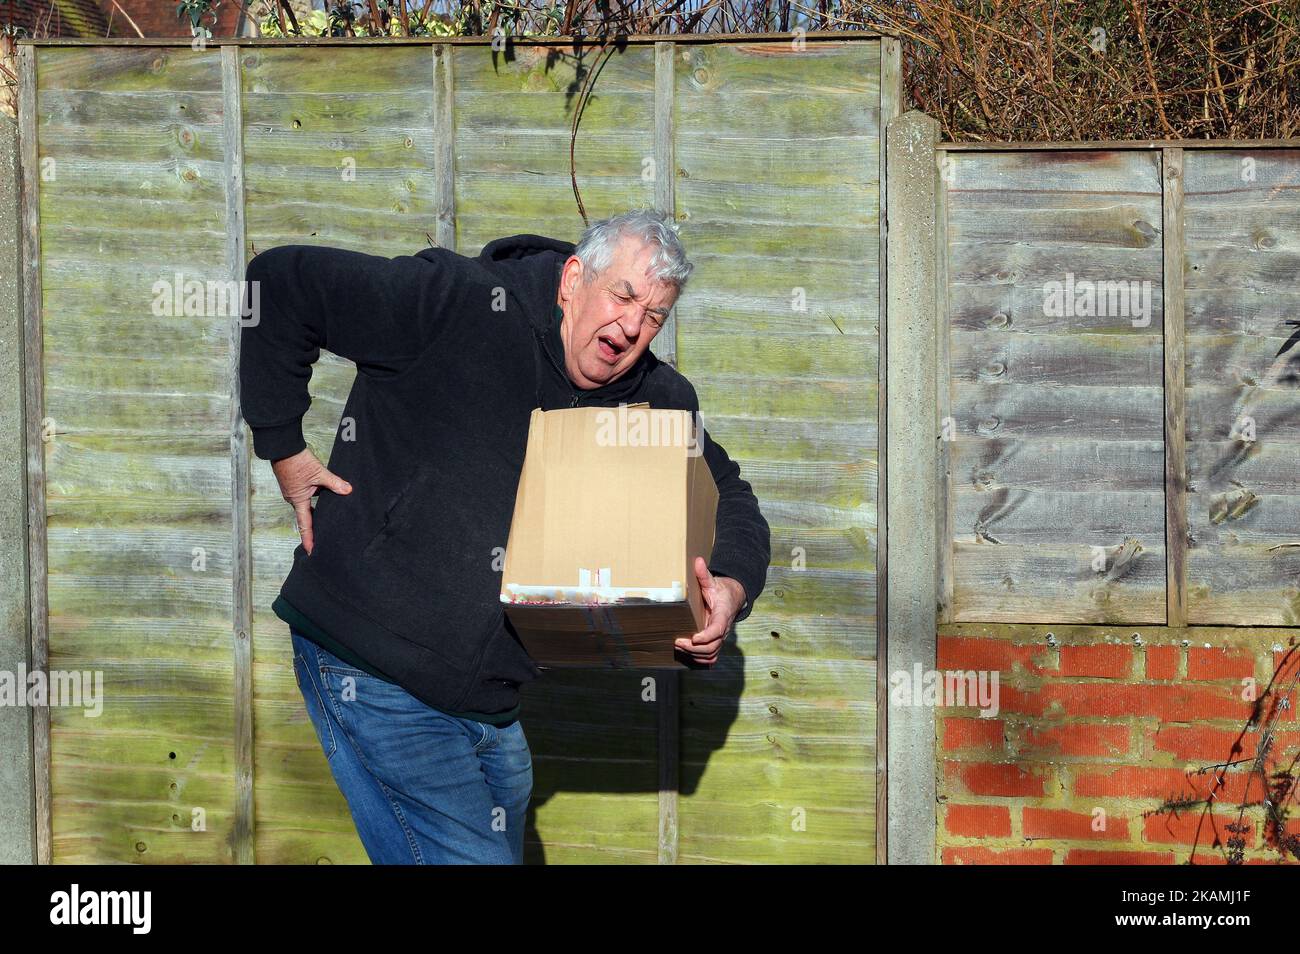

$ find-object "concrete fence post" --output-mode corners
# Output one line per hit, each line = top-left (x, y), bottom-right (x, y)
(884, 109), (941, 865)
(0, 114), (36, 865)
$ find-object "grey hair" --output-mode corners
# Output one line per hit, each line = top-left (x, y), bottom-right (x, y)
(572, 208), (694, 293)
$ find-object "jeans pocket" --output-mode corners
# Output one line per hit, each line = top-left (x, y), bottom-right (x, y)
(490, 721), (534, 806)
(293, 650), (338, 761)
(316, 661), (418, 743)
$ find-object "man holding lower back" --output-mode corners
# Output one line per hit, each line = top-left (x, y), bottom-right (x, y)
(239, 208), (771, 864)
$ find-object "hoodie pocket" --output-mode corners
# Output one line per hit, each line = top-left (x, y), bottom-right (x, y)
(360, 464), (419, 559)
(355, 460), (510, 676)
(479, 620), (544, 686)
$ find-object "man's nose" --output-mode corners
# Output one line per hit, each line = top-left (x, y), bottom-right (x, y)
(618, 311), (644, 340)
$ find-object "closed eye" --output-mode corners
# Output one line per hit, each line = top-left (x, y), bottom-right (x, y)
(610, 290), (665, 328)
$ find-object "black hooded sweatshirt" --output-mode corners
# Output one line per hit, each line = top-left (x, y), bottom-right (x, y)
(239, 234), (771, 721)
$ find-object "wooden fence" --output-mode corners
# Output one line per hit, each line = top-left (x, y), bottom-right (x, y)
(934, 142), (1300, 630)
(15, 32), (893, 863)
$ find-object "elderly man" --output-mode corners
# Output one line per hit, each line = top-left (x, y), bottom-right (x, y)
(239, 209), (771, 864)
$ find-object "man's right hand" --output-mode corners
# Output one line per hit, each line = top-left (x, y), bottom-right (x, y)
(270, 447), (353, 555)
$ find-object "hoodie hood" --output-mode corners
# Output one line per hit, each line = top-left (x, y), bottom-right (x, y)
(476, 232), (654, 405)
(476, 233), (575, 333)
(478, 232), (576, 262)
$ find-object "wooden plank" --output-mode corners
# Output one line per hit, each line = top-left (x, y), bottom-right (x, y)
(701, 417), (876, 463)
(432, 44), (455, 250)
(652, 39), (679, 866)
(948, 196), (1164, 249)
(222, 44), (254, 866)
(876, 35), (899, 867)
(1186, 549), (1300, 624)
(1162, 148), (1187, 627)
(950, 331), (1162, 386)
(652, 40), (676, 367)
(948, 283), (1160, 336)
(952, 489), (1163, 545)
(656, 671), (678, 865)
(728, 457), (875, 512)
(944, 148), (1163, 195)
(674, 331), (878, 378)
(936, 145), (954, 626)
(936, 620), (1300, 645)
(20, 31), (889, 49)
(939, 139), (1300, 151)
(1184, 387), (1300, 442)
(950, 438), (1163, 492)
(948, 245), (1165, 290)
(950, 383), (1163, 440)
(1186, 442), (1300, 495)
(18, 43), (51, 867)
(34, 46), (226, 92)
(951, 541), (1167, 623)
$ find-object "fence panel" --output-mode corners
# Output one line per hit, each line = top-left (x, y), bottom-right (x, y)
(240, 44), (444, 864)
(34, 47), (237, 863)
(21, 34), (888, 864)
(941, 150), (1167, 624)
(451, 41), (664, 864)
(673, 39), (884, 863)
(1183, 150), (1300, 625)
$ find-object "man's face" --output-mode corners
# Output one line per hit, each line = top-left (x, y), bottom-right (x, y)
(556, 237), (678, 389)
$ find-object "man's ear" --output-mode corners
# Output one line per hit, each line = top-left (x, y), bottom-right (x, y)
(558, 255), (585, 304)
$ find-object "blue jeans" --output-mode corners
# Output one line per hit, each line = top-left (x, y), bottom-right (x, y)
(289, 628), (533, 864)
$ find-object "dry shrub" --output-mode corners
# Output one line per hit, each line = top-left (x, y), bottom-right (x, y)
(865, 0), (1300, 140)
(3, 0), (1297, 138)
(453, 0), (1300, 140)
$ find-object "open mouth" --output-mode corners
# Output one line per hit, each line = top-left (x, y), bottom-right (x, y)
(597, 334), (626, 362)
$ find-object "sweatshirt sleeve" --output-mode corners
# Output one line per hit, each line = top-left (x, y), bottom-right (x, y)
(699, 424), (772, 624)
(658, 370), (771, 622)
(238, 244), (459, 461)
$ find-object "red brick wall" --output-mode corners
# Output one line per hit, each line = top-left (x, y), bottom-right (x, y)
(2, 0), (109, 36)
(935, 627), (1300, 864)
(103, 0), (244, 37)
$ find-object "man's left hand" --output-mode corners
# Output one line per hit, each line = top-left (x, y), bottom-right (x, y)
(675, 557), (746, 666)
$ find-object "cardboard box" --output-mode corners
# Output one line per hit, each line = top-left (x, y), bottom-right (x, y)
(500, 405), (718, 668)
